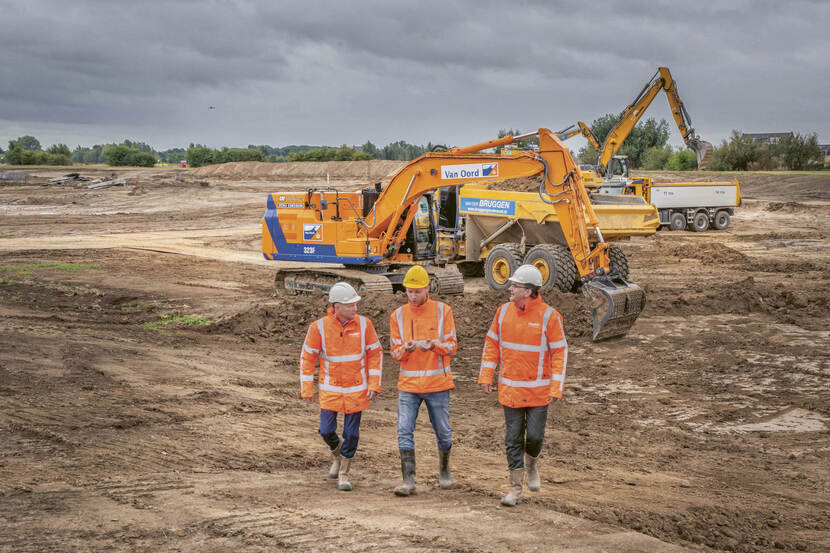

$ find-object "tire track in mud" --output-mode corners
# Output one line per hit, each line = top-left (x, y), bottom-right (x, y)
(195, 507), (440, 552)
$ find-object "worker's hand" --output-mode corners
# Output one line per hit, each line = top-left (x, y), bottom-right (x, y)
(479, 383), (492, 395)
(418, 339), (436, 351)
(303, 397), (314, 404)
(366, 390), (377, 401)
(405, 341), (417, 352)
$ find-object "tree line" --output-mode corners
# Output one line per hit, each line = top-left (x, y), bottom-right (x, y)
(573, 114), (825, 171)
(2, 129), (825, 171)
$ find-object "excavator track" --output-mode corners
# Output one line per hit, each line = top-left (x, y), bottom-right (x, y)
(428, 266), (465, 295)
(276, 267), (393, 297)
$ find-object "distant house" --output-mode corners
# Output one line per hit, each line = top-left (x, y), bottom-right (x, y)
(740, 132), (793, 145)
(820, 144), (830, 163)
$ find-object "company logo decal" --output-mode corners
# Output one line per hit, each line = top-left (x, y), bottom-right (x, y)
(303, 224), (323, 241)
(458, 197), (516, 216)
(441, 162), (499, 180)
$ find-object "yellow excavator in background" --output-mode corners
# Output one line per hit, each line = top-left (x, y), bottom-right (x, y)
(558, 121), (599, 149)
(594, 66), (713, 177)
(263, 128), (646, 340)
(558, 122), (601, 185)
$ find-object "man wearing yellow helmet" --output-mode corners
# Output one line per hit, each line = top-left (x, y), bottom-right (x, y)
(389, 265), (458, 496)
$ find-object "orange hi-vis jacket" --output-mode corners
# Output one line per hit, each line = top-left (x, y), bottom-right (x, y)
(389, 299), (458, 393)
(300, 308), (383, 414)
(477, 295), (568, 407)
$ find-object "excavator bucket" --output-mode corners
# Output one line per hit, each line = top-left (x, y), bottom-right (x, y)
(582, 276), (646, 341)
(691, 140), (714, 169)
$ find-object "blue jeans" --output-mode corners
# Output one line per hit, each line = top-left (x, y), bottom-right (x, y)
(319, 409), (362, 459)
(397, 390), (452, 451)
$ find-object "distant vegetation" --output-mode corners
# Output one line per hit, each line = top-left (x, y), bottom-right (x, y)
(2, 129), (824, 170)
(570, 114), (826, 171)
(706, 131), (823, 171)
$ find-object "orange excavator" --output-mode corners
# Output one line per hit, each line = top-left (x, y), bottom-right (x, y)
(262, 128), (645, 340)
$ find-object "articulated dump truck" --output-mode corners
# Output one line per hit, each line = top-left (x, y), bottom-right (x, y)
(447, 185), (658, 291)
(262, 128), (657, 340)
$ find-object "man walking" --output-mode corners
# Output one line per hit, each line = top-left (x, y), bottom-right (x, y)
(389, 266), (458, 496)
(300, 282), (383, 491)
(477, 265), (567, 506)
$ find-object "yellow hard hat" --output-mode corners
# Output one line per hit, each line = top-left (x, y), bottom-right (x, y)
(403, 266), (430, 289)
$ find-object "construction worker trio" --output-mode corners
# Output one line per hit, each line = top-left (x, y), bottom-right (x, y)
(299, 264), (568, 506)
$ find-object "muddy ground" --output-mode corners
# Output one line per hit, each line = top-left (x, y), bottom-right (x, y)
(0, 165), (828, 553)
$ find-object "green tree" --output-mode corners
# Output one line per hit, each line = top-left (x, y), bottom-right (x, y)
(773, 133), (822, 170)
(10, 135), (42, 152)
(706, 131), (761, 171)
(666, 149), (698, 170)
(361, 140), (380, 158)
(641, 146), (673, 170)
(186, 145), (216, 168)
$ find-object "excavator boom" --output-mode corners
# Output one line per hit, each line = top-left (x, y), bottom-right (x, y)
(596, 67), (712, 175)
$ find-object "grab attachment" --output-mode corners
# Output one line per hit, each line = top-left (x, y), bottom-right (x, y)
(582, 275), (646, 341)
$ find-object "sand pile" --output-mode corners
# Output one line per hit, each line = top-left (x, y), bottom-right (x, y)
(191, 160), (405, 181)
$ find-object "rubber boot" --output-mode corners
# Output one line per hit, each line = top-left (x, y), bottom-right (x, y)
(393, 449), (416, 496)
(500, 468), (524, 506)
(337, 457), (352, 491)
(438, 447), (453, 489)
(328, 443), (342, 479)
(525, 453), (540, 492)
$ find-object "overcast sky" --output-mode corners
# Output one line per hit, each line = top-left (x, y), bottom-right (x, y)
(1, 0), (828, 152)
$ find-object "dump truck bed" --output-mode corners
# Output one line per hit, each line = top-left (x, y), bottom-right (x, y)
(458, 185), (659, 261)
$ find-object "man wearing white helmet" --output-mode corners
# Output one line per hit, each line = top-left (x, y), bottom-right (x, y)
(300, 282), (383, 491)
(477, 264), (568, 506)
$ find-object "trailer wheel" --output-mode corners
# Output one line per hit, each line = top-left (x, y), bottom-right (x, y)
(523, 244), (576, 292)
(713, 211), (730, 230)
(608, 244), (630, 280)
(669, 212), (686, 231)
(484, 243), (523, 291)
(692, 211), (710, 232)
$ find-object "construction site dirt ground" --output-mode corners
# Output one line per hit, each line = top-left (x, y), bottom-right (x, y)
(0, 165), (828, 553)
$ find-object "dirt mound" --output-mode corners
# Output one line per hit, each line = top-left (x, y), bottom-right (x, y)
(764, 201), (825, 213)
(211, 288), (594, 344)
(486, 176), (541, 193)
(190, 160), (405, 182)
(646, 276), (828, 322)
(652, 238), (750, 264)
(638, 171), (830, 201)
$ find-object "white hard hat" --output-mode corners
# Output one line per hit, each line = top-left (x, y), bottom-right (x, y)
(328, 282), (361, 304)
(508, 264), (543, 287)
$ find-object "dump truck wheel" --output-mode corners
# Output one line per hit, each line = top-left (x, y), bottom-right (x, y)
(523, 244), (576, 292)
(608, 244), (630, 280)
(713, 211), (730, 230)
(484, 243), (523, 291)
(669, 212), (686, 231)
(692, 211), (710, 232)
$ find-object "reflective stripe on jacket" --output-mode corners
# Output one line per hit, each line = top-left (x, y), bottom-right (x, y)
(477, 295), (567, 407)
(389, 299), (457, 393)
(300, 309), (382, 413)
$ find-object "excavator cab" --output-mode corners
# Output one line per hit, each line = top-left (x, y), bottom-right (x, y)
(400, 194), (437, 260)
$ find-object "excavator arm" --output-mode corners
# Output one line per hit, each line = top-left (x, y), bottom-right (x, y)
(558, 121), (600, 150)
(596, 67), (713, 176)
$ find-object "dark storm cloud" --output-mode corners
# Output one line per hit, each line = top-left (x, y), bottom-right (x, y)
(0, 0), (828, 149)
